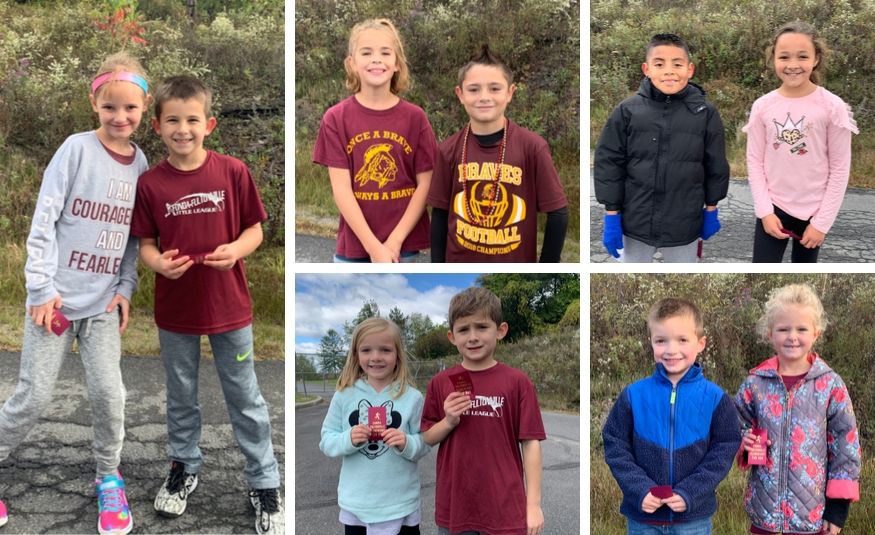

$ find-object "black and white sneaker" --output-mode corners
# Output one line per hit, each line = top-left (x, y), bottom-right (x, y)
(153, 461), (198, 518)
(249, 488), (284, 535)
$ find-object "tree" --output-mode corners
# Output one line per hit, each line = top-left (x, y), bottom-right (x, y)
(478, 274), (580, 341)
(295, 353), (317, 375)
(389, 306), (409, 347)
(344, 299), (381, 341)
(408, 312), (436, 340)
(406, 312), (436, 358)
(411, 324), (456, 360)
(318, 328), (346, 373)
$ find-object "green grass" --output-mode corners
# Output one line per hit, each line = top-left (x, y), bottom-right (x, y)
(0, 241), (284, 360)
(590, 446), (875, 534)
(295, 139), (581, 262)
(295, 393), (319, 403)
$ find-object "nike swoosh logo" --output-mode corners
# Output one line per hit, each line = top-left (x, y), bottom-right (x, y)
(236, 348), (253, 362)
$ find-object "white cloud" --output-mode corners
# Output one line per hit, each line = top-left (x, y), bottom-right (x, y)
(295, 274), (465, 341)
(294, 341), (321, 354)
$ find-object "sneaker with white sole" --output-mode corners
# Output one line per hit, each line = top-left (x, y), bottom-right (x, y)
(249, 488), (283, 535)
(95, 471), (133, 535)
(0, 498), (7, 527)
(153, 461), (198, 518)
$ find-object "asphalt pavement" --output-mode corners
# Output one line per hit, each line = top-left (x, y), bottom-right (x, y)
(295, 392), (580, 535)
(0, 352), (284, 534)
(590, 175), (875, 262)
(295, 235), (430, 263)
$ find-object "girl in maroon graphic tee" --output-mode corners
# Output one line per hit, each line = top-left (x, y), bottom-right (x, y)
(312, 18), (437, 262)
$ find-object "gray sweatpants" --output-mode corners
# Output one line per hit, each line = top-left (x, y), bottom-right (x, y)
(0, 311), (126, 476)
(621, 235), (699, 263)
(158, 325), (280, 489)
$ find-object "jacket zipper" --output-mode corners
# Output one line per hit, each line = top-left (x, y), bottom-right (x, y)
(668, 385), (678, 522)
(778, 380), (797, 532)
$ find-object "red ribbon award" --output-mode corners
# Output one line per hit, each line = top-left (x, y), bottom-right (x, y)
(368, 406), (387, 442)
(650, 485), (673, 499)
(448, 369), (475, 400)
(50, 310), (71, 336)
(748, 428), (768, 465)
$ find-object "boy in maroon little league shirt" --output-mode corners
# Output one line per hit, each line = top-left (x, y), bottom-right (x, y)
(130, 75), (282, 535)
(422, 287), (546, 535)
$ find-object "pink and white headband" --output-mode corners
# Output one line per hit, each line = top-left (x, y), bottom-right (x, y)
(91, 71), (149, 94)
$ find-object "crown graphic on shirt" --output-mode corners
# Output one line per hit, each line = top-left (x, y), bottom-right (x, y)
(773, 112), (806, 145)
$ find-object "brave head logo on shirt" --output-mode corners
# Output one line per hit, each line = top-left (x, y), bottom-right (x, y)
(354, 143), (398, 188)
(773, 113), (808, 155)
(165, 191), (226, 217)
(348, 399), (402, 460)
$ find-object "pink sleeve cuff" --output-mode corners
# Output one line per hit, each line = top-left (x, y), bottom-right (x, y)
(736, 444), (751, 470)
(826, 479), (860, 502)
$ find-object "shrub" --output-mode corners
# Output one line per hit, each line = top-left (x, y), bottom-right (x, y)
(0, 1), (284, 246)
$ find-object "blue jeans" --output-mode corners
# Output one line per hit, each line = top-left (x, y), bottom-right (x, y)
(627, 517), (712, 535)
(158, 325), (280, 488)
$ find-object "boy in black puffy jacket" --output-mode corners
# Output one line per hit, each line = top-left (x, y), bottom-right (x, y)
(594, 33), (730, 263)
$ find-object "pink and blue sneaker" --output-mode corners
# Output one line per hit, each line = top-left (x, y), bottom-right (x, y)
(95, 472), (133, 535)
(0, 498), (7, 527)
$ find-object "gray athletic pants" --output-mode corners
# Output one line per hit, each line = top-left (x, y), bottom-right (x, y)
(621, 235), (699, 263)
(0, 311), (126, 476)
(158, 325), (280, 489)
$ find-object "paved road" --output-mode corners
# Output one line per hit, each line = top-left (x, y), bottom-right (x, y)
(295, 234), (430, 263)
(295, 395), (580, 535)
(589, 175), (875, 262)
(0, 352), (284, 534)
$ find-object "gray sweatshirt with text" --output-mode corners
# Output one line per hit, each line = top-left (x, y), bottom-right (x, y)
(25, 131), (147, 320)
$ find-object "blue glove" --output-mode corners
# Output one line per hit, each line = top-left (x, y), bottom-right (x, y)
(602, 213), (623, 258)
(701, 208), (721, 240)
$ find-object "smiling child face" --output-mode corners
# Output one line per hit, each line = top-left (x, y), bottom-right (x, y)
(773, 32), (819, 96)
(642, 44), (695, 95)
(650, 313), (706, 384)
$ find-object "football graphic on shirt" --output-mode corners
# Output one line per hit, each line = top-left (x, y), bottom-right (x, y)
(354, 143), (398, 188)
(454, 182), (526, 228)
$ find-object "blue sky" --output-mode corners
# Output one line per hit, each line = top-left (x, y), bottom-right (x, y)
(294, 273), (481, 354)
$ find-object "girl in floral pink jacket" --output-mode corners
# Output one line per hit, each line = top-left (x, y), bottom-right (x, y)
(735, 284), (860, 534)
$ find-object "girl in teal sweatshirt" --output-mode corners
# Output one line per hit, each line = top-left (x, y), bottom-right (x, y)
(320, 317), (431, 534)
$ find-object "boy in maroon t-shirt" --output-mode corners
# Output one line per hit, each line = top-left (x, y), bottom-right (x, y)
(422, 287), (546, 535)
(130, 76), (283, 535)
(427, 45), (569, 263)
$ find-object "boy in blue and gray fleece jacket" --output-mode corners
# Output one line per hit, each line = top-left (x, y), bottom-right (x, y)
(602, 298), (740, 534)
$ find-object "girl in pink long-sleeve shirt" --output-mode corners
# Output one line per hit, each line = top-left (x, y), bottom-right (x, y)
(743, 21), (858, 263)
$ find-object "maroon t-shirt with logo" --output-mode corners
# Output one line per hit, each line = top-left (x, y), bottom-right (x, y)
(131, 151), (267, 334)
(312, 96), (437, 258)
(422, 363), (546, 535)
(428, 120), (567, 262)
